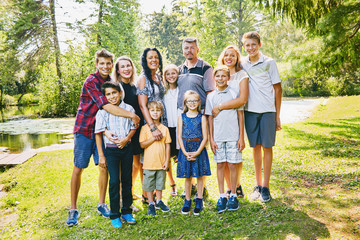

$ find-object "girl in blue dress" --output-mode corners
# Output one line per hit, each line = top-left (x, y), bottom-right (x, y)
(177, 90), (211, 215)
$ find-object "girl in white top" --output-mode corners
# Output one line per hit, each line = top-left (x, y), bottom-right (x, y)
(163, 64), (179, 196)
(212, 45), (249, 198)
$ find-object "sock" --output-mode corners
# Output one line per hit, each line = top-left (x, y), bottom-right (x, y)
(219, 193), (226, 198)
(149, 202), (155, 205)
(156, 199), (161, 204)
(230, 193), (237, 198)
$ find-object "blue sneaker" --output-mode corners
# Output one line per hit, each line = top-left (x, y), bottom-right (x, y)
(97, 203), (110, 218)
(155, 200), (170, 212)
(111, 218), (122, 228)
(66, 209), (79, 227)
(261, 187), (271, 202)
(121, 214), (136, 224)
(193, 198), (203, 215)
(216, 197), (228, 213)
(228, 196), (239, 211)
(148, 204), (156, 216)
(181, 199), (192, 215)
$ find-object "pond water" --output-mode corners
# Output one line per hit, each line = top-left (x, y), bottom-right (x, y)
(0, 98), (327, 154)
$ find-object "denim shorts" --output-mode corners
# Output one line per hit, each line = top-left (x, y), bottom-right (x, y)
(244, 111), (276, 148)
(73, 133), (99, 169)
(142, 169), (166, 192)
(213, 141), (242, 163)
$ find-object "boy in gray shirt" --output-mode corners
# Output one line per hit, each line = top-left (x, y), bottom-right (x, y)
(205, 66), (245, 213)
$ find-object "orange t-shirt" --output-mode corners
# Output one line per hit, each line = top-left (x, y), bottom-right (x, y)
(139, 124), (171, 170)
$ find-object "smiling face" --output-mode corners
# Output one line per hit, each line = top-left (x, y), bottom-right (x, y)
(214, 70), (230, 91)
(96, 57), (113, 79)
(165, 68), (178, 85)
(117, 59), (133, 81)
(223, 49), (238, 69)
(182, 42), (199, 61)
(185, 95), (200, 112)
(149, 106), (162, 121)
(104, 87), (122, 106)
(146, 50), (159, 71)
(243, 38), (261, 60)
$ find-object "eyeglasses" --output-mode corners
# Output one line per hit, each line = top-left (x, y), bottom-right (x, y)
(186, 100), (199, 104)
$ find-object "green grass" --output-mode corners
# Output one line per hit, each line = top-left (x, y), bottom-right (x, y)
(1, 96), (359, 239)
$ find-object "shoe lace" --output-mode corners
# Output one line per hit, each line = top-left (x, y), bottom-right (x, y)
(69, 210), (77, 219)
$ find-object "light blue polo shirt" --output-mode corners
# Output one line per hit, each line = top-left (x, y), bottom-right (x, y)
(205, 87), (240, 142)
(242, 53), (281, 113)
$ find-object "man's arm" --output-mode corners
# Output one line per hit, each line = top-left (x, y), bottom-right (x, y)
(103, 104), (140, 126)
(273, 82), (282, 131)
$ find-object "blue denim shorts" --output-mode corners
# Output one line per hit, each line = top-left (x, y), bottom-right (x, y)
(73, 133), (99, 169)
(244, 111), (276, 148)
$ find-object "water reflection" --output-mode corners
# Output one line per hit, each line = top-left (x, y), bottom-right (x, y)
(0, 132), (72, 154)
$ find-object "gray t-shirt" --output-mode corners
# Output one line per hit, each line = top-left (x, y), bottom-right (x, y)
(205, 87), (240, 142)
(242, 53), (281, 113)
(178, 58), (214, 110)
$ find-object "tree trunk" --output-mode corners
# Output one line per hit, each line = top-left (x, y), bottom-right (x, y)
(97, 0), (103, 47)
(49, 0), (62, 81)
(238, 0), (244, 50)
(0, 85), (3, 108)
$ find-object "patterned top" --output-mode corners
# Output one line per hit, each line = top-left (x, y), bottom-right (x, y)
(94, 101), (137, 146)
(136, 73), (167, 126)
(73, 70), (109, 139)
(181, 112), (203, 139)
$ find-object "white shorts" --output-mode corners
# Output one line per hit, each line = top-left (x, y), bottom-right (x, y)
(213, 141), (242, 163)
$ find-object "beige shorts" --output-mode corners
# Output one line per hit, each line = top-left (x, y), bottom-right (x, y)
(142, 169), (166, 192)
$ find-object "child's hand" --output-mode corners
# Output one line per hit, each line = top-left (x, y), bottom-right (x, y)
(117, 138), (129, 149)
(99, 156), (107, 169)
(237, 139), (245, 152)
(104, 129), (118, 143)
(187, 152), (198, 161)
(210, 140), (218, 155)
(162, 161), (169, 170)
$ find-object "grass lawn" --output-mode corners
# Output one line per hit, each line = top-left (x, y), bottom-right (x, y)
(1, 96), (359, 239)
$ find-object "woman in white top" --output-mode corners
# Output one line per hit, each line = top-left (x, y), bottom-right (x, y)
(212, 45), (249, 198)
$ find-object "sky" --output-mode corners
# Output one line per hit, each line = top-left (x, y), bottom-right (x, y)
(56, 0), (173, 51)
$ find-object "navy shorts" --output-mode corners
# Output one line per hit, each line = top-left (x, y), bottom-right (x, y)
(244, 111), (276, 148)
(73, 132), (99, 169)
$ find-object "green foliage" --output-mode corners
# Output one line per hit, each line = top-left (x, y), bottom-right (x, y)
(1, 94), (16, 106)
(16, 93), (39, 105)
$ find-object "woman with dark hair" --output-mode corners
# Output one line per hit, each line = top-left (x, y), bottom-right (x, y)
(137, 48), (176, 203)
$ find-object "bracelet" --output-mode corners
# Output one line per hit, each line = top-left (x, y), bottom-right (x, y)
(150, 126), (158, 132)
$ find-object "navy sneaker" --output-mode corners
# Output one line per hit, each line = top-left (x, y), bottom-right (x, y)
(66, 209), (79, 227)
(193, 198), (203, 215)
(250, 185), (262, 200)
(216, 197), (228, 213)
(261, 187), (271, 202)
(155, 200), (170, 212)
(228, 196), (239, 211)
(181, 199), (192, 215)
(121, 214), (136, 224)
(97, 203), (110, 218)
(148, 204), (156, 216)
(111, 218), (122, 228)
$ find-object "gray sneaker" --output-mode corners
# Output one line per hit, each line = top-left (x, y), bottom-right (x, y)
(66, 209), (79, 227)
(148, 204), (156, 216)
(250, 185), (262, 200)
(260, 187), (271, 202)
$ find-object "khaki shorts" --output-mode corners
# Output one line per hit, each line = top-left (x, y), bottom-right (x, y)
(142, 169), (166, 192)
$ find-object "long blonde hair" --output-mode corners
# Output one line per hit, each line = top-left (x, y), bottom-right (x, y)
(217, 45), (242, 72)
(183, 90), (201, 113)
(111, 56), (138, 86)
(163, 64), (179, 93)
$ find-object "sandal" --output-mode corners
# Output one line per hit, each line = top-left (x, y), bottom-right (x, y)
(142, 194), (149, 204)
(236, 185), (244, 198)
(170, 184), (178, 196)
(130, 204), (139, 213)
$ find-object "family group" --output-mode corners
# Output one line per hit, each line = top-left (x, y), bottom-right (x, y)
(66, 31), (282, 228)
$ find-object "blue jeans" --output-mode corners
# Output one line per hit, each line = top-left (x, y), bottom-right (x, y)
(105, 145), (133, 219)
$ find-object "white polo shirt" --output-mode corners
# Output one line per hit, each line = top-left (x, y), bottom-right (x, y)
(242, 53), (281, 113)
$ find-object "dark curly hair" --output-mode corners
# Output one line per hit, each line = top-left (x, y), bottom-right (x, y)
(141, 48), (163, 87)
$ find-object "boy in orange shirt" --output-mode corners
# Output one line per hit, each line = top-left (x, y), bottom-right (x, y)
(139, 101), (171, 216)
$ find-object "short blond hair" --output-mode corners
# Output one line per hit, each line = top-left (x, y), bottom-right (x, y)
(147, 101), (164, 112)
(213, 65), (230, 78)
